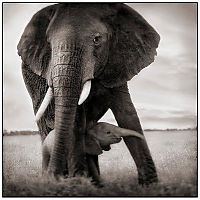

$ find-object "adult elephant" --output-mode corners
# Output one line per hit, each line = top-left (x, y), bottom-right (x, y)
(17, 3), (160, 185)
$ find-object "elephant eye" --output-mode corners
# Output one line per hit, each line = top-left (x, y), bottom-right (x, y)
(93, 34), (102, 45)
(107, 131), (111, 134)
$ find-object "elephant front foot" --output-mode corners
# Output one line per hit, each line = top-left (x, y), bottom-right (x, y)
(138, 165), (158, 186)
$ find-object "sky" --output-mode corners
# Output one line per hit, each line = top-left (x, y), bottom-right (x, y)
(3, 3), (197, 130)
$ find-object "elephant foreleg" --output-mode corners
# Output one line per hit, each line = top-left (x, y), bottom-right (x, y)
(87, 155), (103, 186)
(110, 84), (158, 185)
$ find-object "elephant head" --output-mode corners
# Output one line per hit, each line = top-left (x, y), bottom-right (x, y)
(85, 122), (144, 155)
(18, 3), (159, 178)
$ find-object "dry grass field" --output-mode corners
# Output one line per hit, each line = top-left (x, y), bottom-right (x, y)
(3, 130), (197, 197)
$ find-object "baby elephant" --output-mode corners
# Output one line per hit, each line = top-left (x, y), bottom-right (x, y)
(42, 122), (144, 175)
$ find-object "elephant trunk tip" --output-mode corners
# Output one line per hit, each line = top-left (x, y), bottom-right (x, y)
(114, 126), (145, 140)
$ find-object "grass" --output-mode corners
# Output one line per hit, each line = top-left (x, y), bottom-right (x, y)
(3, 130), (197, 197)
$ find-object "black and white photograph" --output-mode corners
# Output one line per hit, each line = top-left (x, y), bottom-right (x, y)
(3, 2), (197, 197)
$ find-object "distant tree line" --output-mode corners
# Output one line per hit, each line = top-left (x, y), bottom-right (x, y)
(144, 128), (196, 132)
(3, 130), (39, 136)
(3, 127), (196, 136)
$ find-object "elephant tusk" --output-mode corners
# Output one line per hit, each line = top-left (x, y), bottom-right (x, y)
(78, 80), (91, 105)
(35, 87), (53, 122)
(115, 126), (145, 139)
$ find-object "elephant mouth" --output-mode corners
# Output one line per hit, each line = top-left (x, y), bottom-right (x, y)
(35, 79), (92, 122)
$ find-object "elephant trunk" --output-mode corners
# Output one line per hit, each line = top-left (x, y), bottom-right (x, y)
(113, 126), (145, 139)
(48, 44), (88, 177)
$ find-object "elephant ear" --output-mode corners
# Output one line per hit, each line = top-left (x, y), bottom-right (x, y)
(100, 4), (160, 88)
(17, 5), (56, 77)
(85, 134), (103, 155)
(17, 5), (57, 139)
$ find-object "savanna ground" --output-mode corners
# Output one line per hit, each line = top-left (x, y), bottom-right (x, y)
(3, 130), (197, 197)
